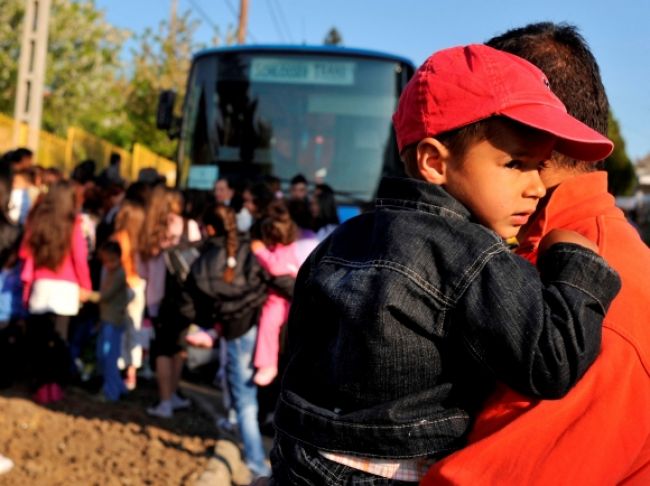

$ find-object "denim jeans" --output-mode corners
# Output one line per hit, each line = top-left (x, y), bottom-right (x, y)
(97, 323), (127, 401)
(226, 325), (270, 477)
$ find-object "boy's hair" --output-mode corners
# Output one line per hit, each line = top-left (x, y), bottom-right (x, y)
(486, 22), (609, 171)
(400, 121), (491, 178)
(100, 240), (122, 259)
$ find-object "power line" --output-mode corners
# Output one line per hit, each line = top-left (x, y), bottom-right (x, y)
(273, 0), (294, 43)
(187, 0), (220, 32)
(266, 0), (287, 42)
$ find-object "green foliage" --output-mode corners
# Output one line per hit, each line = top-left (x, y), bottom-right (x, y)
(0, 0), (129, 146)
(124, 11), (203, 158)
(606, 112), (637, 196)
(324, 27), (343, 46)
(0, 0), (25, 114)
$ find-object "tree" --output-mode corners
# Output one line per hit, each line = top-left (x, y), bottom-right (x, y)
(0, 1), (26, 115)
(323, 27), (343, 46)
(124, 10), (203, 157)
(0, 0), (129, 145)
(606, 112), (637, 196)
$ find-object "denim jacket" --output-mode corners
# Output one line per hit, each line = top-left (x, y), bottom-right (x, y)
(274, 177), (621, 459)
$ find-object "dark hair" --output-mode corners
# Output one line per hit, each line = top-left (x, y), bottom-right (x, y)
(287, 198), (312, 230)
(100, 240), (122, 259)
(247, 181), (275, 216)
(400, 117), (499, 178)
(72, 159), (96, 184)
(486, 22), (609, 170)
(261, 200), (298, 247)
(203, 203), (239, 283)
(109, 152), (121, 166)
(27, 181), (77, 270)
(290, 173), (308, 186)
(312, 188), (340, 230)
(7, 148), (33, 165)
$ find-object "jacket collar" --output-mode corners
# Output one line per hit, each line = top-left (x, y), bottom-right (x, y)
(375, 177), (471, 221)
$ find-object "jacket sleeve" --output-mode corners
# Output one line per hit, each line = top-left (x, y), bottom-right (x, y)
(99, 268), (127, 303)
(456, 242), (621, 399)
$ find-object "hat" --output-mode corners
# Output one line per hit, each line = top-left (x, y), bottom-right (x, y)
(392, 44), (613, 161)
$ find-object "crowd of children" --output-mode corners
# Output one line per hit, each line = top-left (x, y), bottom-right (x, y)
(0, 145), (339, 476)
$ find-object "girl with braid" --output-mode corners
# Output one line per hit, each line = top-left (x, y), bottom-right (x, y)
(178, 203), (271, 477)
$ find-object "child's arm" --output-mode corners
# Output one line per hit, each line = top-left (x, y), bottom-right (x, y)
(457, 236), (620, 399)
(98, 270), (126, 303)
(252, 241), (291, 276)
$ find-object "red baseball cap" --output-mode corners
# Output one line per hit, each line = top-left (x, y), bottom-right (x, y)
(392, 44), (613, 161)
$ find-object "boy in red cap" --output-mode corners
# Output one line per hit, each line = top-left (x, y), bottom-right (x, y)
(268, 45), (620, 484)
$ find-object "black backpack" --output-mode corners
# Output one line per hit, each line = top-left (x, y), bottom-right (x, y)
(163, 219), (202, 284)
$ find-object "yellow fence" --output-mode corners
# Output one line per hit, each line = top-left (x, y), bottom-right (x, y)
(0, 113), (176, 186)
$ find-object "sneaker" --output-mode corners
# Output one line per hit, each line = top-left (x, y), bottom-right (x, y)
(48, 383), (64, 402)
(170, 392), (191, 410)
(0, 455), (13, 475)
(186, 329), (215, 348)
(33, 385), (50, 405)
(146, 400), (173, 419)
(253, 366), (278, 387)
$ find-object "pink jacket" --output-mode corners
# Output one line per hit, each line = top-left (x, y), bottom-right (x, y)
(253, 242), (301, 279)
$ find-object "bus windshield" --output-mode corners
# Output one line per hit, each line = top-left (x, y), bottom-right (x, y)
(180, 51), (406, 202)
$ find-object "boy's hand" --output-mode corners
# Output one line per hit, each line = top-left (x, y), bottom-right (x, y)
(251, 240), (266, 252)
(539, 229), (599, 255)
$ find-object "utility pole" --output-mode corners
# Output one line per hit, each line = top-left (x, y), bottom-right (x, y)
(237, 0), (248, 44)
(14, 0), (52, 150)
(170, 0), (178, 41)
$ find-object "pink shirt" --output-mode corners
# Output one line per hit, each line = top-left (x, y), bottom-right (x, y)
(20, 215), (92, 303)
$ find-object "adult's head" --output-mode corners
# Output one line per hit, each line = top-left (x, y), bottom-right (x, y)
(243, 181), (275, 218)
(7, 147), (33, 171)
(289, 174), (308, 201)
(214, 177), (235, 204)
(486, 22), (609, 185)
(310, 184), (340, 230)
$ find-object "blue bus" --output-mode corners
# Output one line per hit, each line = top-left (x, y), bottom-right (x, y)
(159, 45), (415, 209)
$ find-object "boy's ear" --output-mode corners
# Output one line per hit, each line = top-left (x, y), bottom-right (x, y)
(416, 138), (450, 185)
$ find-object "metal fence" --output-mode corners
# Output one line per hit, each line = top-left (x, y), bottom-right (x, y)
(0, 113), (176, 186)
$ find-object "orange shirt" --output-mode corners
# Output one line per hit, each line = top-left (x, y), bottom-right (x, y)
(423, 172), (650, 486)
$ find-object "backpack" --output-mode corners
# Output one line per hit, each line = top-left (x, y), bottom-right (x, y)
(163, 219), (202, 283)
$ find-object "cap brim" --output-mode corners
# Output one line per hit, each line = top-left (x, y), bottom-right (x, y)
(500, 104), (614, 162)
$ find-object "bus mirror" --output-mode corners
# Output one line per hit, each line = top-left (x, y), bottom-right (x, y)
(156, 90), (176, 130)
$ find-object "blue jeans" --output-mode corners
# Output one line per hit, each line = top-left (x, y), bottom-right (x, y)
(226, 325), (270, 477)
(97, 323), (127, 401)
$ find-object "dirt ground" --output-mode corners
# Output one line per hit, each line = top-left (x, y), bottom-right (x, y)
(0, 382), (221, 486)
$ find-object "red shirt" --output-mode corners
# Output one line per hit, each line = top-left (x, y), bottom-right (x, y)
(423, 172), (650, 486)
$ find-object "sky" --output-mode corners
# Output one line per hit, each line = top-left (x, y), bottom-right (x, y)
(95, 0), (650, 161)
